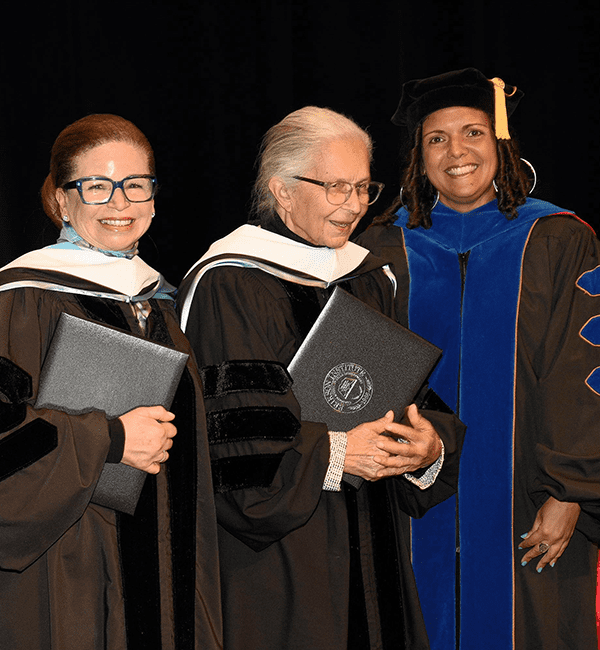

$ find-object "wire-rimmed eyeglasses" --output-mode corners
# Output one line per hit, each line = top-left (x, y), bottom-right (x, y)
(62, 175), (157, 205)
(293, 176), (384, 206)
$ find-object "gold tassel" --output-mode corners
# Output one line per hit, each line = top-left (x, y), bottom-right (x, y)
(490, 77), (515, 140)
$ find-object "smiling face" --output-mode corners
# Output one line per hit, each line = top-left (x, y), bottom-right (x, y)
(272, 137), (371, 249)
(421, 106), (498, 213)
(55, 141), (154, 251)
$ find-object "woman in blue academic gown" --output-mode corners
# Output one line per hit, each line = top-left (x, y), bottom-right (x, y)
(359, 68), (600, 650)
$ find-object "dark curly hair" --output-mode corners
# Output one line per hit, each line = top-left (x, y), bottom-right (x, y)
(372, 118), (533, 230)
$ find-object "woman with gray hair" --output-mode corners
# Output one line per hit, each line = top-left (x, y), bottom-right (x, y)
(178, 106), (464, 649)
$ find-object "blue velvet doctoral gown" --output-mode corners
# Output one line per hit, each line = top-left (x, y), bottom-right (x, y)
(358, 198), (600, 650)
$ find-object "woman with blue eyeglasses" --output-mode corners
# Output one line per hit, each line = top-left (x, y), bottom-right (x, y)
(0, 114), (222, 649)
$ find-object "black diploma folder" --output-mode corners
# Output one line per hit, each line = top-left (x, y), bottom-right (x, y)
(35, 312), (189, 515)
(288, 287), (441, 475)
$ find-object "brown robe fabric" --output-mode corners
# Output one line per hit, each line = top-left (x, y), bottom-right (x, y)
(0, 267), (222, 650)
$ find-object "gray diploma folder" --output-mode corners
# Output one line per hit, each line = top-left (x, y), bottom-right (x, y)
(35, 312), (189, 515)
(288, 287), (442, 431)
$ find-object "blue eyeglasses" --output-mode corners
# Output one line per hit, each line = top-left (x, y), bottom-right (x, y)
(62, 175), (157, 205)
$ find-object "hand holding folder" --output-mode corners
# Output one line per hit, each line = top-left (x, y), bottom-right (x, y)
(35, 313), (188, 515)
(288, 288), (442, 487)
(288, 287), (441, 430)
(118, 405), (177, 475)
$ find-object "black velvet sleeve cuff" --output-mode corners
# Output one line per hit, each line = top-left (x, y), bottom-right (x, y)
(106, 417), (125, 463)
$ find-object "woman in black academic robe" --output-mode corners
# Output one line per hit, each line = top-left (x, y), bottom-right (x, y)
(179, 106), (465, 650)
(0, 114), (222, 650)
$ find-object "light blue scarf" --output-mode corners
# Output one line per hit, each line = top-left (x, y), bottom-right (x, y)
(56, 223), (138, 259)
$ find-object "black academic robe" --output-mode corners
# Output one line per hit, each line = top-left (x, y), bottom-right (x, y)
(179, 236), (464, 650)
(0, 267), (222, 650)
(359, 206), (600, 650)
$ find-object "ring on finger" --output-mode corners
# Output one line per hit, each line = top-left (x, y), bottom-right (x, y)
(159, 450), (168, 464)
(538, 542), (549, 553)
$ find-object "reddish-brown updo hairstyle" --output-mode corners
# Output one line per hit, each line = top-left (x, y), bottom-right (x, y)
(41, 114), (156, 228)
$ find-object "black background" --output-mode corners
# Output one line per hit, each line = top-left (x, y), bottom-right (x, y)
(2, 1), (599, 285)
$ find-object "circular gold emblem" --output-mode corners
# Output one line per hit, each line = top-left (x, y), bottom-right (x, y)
(323, 362), (373, 413)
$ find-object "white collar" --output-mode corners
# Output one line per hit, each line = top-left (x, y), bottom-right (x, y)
(2, 245), (161, 298)
(179, 224), (371, 331)
(184, 224), (370, 284)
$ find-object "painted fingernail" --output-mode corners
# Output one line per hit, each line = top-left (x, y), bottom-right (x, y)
(520, 533), (529, 539)
(521, 561), (527, 566)
(537, 567), (543, 573)
(550, 561), (556, 568)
